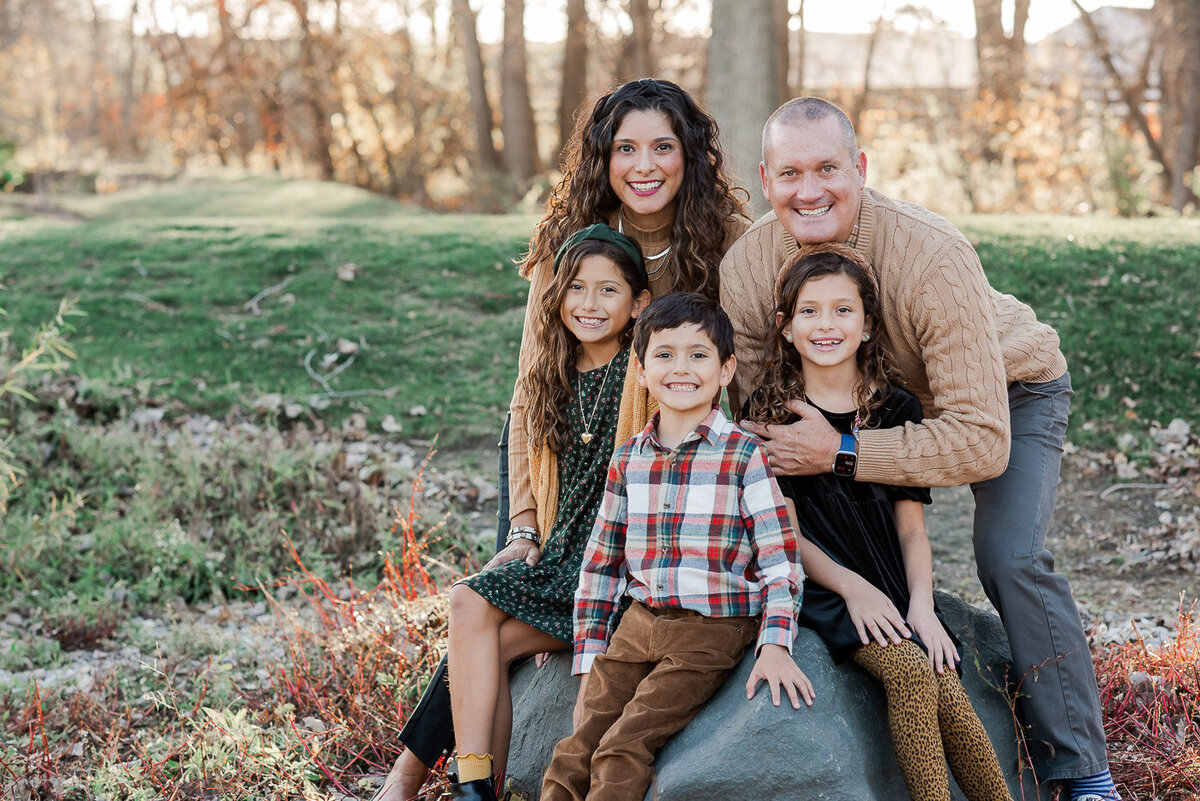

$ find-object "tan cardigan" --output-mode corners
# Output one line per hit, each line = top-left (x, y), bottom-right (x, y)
(526, 362), (657, 536)
(508, 212), (749, 523)
(719, 186), (1067, 488)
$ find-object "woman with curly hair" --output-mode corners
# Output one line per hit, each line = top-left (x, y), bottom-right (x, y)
(372, 78), (748, 801)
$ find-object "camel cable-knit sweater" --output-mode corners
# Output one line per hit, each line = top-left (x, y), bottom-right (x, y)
(719, 186), (1066, 488)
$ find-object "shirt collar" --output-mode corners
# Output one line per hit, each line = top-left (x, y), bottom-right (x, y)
(634, 406), (729, 453)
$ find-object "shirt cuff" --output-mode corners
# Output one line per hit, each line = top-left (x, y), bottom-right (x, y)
(756, 611), (798, 654)
(572, 638), (609, 675)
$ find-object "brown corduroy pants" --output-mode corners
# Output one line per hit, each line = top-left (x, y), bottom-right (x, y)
(541, 601), (758, 801)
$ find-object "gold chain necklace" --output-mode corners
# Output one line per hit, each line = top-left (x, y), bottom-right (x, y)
(577, 357), (616, 444)
(617, 209), (671, 278)
(804, 394), (862, 434)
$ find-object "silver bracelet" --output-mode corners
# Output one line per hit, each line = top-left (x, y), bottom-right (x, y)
(506, 525), (540, 548)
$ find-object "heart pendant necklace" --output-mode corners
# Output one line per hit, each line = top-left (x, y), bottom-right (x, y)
(577, 357), (615, 444)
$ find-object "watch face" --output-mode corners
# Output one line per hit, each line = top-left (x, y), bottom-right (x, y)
(833, 451), (857, 476)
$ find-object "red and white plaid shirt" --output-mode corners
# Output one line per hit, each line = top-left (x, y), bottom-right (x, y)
(572, 407), (803, 674)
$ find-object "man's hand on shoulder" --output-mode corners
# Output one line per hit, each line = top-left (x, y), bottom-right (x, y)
(740, 399), (840, 476)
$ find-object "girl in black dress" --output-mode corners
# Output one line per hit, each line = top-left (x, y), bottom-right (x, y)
(746, 244), (1012, 801)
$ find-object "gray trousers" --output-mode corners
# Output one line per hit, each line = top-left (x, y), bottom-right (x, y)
(970, 373), (1107, 781)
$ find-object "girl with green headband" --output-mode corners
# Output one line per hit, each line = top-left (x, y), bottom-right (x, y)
(377, 226), (650, 801)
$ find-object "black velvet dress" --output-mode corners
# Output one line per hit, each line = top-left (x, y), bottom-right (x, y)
(771, 386), (957, 663)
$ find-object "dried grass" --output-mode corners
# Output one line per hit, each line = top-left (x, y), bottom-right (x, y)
(1095, 600), (1200, 800)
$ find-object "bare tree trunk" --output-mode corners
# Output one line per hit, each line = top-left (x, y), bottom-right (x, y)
(850, 15), (884, 134)
(452, 0), (500, 172)
(623, 0), (654, 80)
(708, 0), (781, 216)
(290, 0), (336, 180)
(557, 0), (588, 160)
(793, 0), (806, 95)
(773, 0), (789, 100)
(89, 0), (103, 145)
(501, 0), (539, 186)
(121, 0), (141, 157)
(1162, 0), (1200, 211)
(972, 0), (1028, 160)
(1070, 0), (1199, 207)
(972, 0), (1027, 104)
(394, 2), (429, 202)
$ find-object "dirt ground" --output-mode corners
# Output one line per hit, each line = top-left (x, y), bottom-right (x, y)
(925, 461), (1198, 627)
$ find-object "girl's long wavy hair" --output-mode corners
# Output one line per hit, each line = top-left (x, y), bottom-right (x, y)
(747, 244), (894, 427)
(518, 78), (747, 301)
(525, 239), (649, 454)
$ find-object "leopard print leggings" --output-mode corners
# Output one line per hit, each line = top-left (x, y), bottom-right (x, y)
(852, 640), (1013, 801)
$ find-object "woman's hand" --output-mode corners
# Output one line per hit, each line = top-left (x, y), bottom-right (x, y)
(534, 652), (552, 668)
(842, 573), (911, 647)
(907, 599), (959, 674)
(483, 539), (541, 570)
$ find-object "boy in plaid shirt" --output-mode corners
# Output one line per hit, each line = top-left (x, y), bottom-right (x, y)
(541, 292), (813, 801)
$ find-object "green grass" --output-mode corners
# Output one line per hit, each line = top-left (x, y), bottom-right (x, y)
(958, 215), (1200, 443)
(1, 174), (538, 449)
(3, 180), (1195, 452)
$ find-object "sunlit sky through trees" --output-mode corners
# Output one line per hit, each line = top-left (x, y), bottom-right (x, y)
(108, 0), (1153, 43)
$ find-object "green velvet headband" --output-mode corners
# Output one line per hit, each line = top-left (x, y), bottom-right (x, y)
(552, 223), (647, 285)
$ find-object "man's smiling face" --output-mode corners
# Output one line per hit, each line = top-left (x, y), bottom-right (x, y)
(760, 115), (867, 245)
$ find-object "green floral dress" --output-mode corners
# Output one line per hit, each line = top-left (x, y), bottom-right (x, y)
(462, 347), (629, 643)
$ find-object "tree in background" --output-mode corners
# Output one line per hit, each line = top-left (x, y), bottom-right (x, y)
(501, 0), (540, 188)
(708, 0), (785, 217)
(557, 0), (589, 162)
(455, 0), (500, 174)
(0, 0), (1192, 217)
(1071, 0), (1199, 213)
(622, 0), (656, 81)
(1160, 0), (1200, 213)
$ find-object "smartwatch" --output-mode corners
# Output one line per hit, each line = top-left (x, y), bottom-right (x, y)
(832, 433), (858, 477)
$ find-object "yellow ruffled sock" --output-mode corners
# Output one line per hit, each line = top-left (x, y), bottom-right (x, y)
(455, 752), (493, 783)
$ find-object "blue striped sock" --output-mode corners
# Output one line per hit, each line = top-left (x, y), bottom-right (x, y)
(1071, 769), (1121, 800)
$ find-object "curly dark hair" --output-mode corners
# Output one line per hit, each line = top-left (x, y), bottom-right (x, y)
(747, 243), (894, 427)
(525, 237), (649, 454)
(519, 78), (747, 301)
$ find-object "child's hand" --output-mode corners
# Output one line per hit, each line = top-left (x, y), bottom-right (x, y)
(745, 644), (814, 709)
(483, 539), (541, 570)
(572, 673), (590, 730)
(842, 574), (911, 647)
(534, 651), (552, 669)
(907, 600), (959, 674)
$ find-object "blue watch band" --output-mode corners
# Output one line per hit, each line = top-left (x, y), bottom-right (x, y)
(840, 433), (857, 454)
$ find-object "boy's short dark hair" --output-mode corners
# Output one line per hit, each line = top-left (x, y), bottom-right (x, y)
(632, 292), (735, 364)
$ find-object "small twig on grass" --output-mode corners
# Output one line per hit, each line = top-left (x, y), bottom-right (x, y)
(243, 275), (296, 314)
(1098, 482), (1169, 500)
(120, 291), (176, 315)
(304, 348), (356, 393)
(309, 388), (398, 402)
(406, 323), (452, 345)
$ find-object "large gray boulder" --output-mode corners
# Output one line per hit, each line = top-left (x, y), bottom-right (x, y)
(505, 592), (1053, 800)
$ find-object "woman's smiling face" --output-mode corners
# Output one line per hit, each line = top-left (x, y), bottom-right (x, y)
(608, 109), (684, 216)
